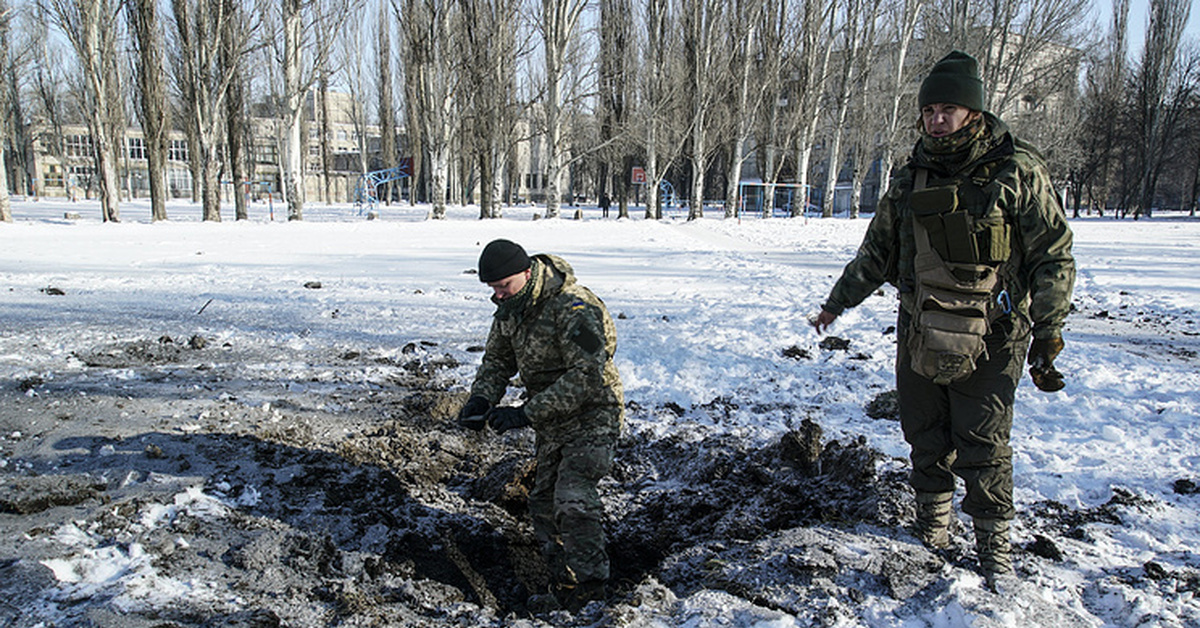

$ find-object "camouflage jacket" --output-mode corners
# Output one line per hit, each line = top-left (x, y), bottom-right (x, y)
(823, 114), (1075, 340)
(470, 254), (624, 440)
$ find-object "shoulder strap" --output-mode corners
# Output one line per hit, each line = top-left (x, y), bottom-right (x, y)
(910, 169), (935, 257)
(914, 168), (928, 192)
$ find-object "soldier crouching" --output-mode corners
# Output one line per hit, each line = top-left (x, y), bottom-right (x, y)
(458, 239), (624, 612)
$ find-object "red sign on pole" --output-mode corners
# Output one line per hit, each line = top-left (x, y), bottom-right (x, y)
(631, 167), (646, 185)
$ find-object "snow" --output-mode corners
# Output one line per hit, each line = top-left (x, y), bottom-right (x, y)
(2, 197), (1200, 626)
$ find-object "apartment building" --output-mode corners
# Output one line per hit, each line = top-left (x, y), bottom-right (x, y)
(18, 91), (383, 205)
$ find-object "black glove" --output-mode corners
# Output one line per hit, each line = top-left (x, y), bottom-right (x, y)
(485, 406), (531, 433)
(1027, 337), (1065, 392)
(457, 395), (491, 431)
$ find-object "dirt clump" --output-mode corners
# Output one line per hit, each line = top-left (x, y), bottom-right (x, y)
(0, 475), (107, 514)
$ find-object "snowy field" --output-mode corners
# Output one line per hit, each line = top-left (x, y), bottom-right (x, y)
(1, 197), (1198, 627)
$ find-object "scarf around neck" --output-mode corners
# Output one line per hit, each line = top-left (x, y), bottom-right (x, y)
(914, 113), (998, 177)
(492, 258), (544, 321)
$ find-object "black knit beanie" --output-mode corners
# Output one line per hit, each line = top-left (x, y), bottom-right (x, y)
(478, 239), (531, 282)
(918, 50), (985, 111)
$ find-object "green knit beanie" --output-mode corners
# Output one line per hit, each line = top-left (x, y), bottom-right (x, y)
(918, 50), (985, 111)
(478, 239), (531, 282)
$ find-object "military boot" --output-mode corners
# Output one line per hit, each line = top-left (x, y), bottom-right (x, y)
(557, 580), (606, 613)
(913, 492), (954, 550)
(526, 589), (561, 614)
(974, 518), (1017, 593)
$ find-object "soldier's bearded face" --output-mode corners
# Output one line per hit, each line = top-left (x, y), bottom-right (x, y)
(488, 269), (531, 301)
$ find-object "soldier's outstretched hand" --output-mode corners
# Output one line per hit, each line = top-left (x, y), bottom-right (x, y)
(811, 310), (838, 334)
(1027, 337), (1066, 392)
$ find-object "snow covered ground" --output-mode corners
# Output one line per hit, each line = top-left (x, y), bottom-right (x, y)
(1, 197), (1198, 627)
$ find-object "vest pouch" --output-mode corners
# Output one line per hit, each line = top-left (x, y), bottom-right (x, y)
(909, 185), (958, 216)
(977, 219), (1011, 264)
(943, 211), (978, 263)
(908, 250), (999, 385)
(910, 185), (965, 263)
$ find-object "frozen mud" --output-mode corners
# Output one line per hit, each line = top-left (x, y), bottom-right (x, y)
(0, 331), (1195, 627)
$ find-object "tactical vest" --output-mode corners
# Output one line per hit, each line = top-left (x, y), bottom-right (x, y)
(906, 166), (1013, 385)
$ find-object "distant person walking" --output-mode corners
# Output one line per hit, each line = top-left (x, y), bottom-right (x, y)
(458, 239), (624, 612)
(599, 193), (611, 218)
(811, 50), (1075, 591)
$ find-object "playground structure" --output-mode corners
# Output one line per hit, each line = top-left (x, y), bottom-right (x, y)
(355, 159), (412, 214)
(659, 179), (677, 211)
(737, 181), (811, 217)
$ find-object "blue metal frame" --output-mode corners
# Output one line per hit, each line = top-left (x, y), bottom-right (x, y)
(355, 163), (412, 214)
(659, 179), (676, 210)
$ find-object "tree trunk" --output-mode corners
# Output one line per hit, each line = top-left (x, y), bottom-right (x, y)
(403, 0), (457, 220)
(129, 0), (170, 221)
(0, 0), (11, 222)
(52, 0), (123, 221)
(378, 7), (397, 205)
(599, 0), (632, 219)
(873, 0), (921, 210)
(221, 0), (247, 220)
(318, 71), (333, 205)
(283, 0), (305, 220)
(541, 0), (586, 220)
(789, 0), (834, 217)
(201, 146), (221, 221)
(723, 0), (760, 219)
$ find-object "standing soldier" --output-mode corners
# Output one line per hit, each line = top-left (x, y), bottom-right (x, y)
(458, 239), (624, 611)
(811, 50), (1075, 591)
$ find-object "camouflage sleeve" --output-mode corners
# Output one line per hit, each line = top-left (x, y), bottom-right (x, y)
(470, 318), (519, 404)
(521, 295), (611, 429)
(823, 187), (900, 316)
(1017, 161), (1075, 340)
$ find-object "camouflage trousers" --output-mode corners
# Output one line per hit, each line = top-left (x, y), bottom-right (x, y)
(897, 310), (1030, 521)
(530, 433), (616, 586)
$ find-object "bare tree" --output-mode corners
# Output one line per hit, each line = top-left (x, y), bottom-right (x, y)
(638, 0), (690, 219)
(539, 0), (587, 218)
(751, 0), (803, 218)
(126, 0), (170, 221)
(377, 7), (397, 205)
(0, 0), (11, 222)
(598, 0), (633, 218)
(1182, 47), (1200, 217)
(401, 0), (458, 219)
(29, 11), (72, 202)
(1131, 0), (1191, 218)
(819, 0), (879, 218)
(172, 34), (202, 204)
(280, 0), (304, 218)
(870, 0), (923, 211)
(720, 0), (765, 218)
(170, 0), (258, 221)
(681, 0), (726, 220)
(334, 4), (372, 198)
(789, 0), (835, 217)
(319, 64), (333, 203)
(638, 0), (677, 218)
(276, 0), (350, 220)
(459, 0), (523, 219)
(3, 2), (37, 201)
(42, 0), (123, 222)
(394, 2), (422, 205)
(222, 0), (250, 220)
(981, 0), (1091, 119)
(1095, 0), (1129, 213)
